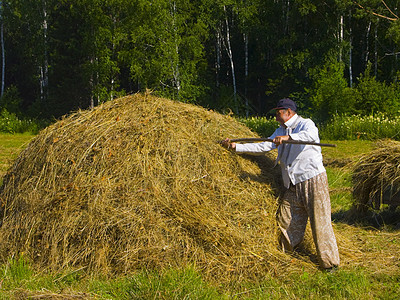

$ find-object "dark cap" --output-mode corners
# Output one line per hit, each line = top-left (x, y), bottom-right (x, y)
(273, 98), (297, 111)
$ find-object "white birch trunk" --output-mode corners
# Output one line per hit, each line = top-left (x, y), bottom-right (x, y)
(339, 15), (344, 61)
(110, 14), (117, 102)
(285, 0), (290, 35)
(374, 19), (378, 77)
(40, 0), (49, 102)
(1, 3), (4, 98)
(244, 32), (249, 117)
(348, 11), (353, 88)
(90, 58), (94, 109)
(365, 21), (371, 65)
(223, 5), (238, 114)
(170, 1), (180, 99)
(215, 31), (221, 88)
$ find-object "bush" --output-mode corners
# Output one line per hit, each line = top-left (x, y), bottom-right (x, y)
(0, 109), (44, 134)
(307, 58), (356, 122)
(238, 113), (400, 141)
(0, 86), (23, 116)
(238, 116), (278, 137)
(353, 65), (400, 115)
(319, 113), (400, 140)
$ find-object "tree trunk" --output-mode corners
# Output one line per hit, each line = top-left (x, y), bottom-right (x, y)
(90, 58), (95, 109)
(223, 5), (238, 114)
(348, 11), (353, 88)
(0, 1), (4, 98)
(244, 32), (249, 117)
(40, 0), (49, 102)
(171, 1), (180, 100)
(365, 21), (371, 65)
(339, 14), (344, 61)
(374, 19), (378, 77)
(215, 30), (221, 89)
(283, 0), (290, 35)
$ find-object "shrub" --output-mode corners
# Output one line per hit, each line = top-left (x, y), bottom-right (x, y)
(307, 58), (356, 122)
(319, 113), (400, 140)
(238, 116), (278, 137)
(0, 109), (44, 134)
(0, 86), (22, 116)
(353, 65), (400, 115)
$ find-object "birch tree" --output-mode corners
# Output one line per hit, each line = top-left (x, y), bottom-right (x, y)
(39, 0), (48, 103)
(0, 0), (4, 97)
(222, 5), (238, 114)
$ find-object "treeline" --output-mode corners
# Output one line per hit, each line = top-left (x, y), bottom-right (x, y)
(1, 0), (400, 121)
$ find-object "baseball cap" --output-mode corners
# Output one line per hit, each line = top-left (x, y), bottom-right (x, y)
(273, 98), (297, 111)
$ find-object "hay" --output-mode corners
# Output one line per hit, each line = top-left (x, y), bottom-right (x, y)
(352, 139), (400, 210)
(0, 93), (308, 280)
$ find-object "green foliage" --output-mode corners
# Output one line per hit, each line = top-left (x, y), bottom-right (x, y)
(4, 0), (400, 120)
(0, 86), (22, 115)
(387, 18), (400, 45)
(119, 0), (209, 103)
(307, 58), (355, 122)
(319, 113), (400, 140)
(0, 109), (44, 134)
(238, 116), (278, 137)
(239, 112), (400, 142)
(353, 64), (400, 115)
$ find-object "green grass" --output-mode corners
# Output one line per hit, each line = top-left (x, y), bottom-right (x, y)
(322, 140), (373, 214)
(0, 258), (398, 299)
(0, 134), (399, 299)
(0, 133), (35, 185)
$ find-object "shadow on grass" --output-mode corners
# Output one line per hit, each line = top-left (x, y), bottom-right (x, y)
(332, 206), (400, 231)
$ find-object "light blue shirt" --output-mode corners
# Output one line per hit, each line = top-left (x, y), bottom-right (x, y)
(235, 114), (325, 188)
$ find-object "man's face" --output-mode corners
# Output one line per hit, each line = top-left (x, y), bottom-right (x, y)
(275, 108), (291, 125)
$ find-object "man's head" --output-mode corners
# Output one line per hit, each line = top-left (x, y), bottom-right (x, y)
(273, 98), (297, 126)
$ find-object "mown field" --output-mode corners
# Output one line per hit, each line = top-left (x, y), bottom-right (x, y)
(0, 133), (399, 299)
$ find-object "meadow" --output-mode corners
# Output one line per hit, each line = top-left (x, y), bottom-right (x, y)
(0, 113), (399, 299)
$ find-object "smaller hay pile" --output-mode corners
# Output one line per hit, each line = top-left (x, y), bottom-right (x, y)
(353, 139), (400, 210)
(0, 93), (306, 281)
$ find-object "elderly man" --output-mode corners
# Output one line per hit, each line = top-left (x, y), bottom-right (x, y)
(222, 98), (340, 271)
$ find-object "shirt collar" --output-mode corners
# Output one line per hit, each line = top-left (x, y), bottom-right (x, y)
(284, 113), (298, 129)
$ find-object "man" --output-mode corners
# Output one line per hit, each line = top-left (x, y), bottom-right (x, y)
(221, 98), (340, 271)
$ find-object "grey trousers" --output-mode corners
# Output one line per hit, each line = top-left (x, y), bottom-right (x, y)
(276, 172), (340, 269)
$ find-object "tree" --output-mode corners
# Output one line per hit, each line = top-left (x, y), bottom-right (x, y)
(354, 63), (400, 115)
(0, 1), (5, 97)
(307, 58), (355, 121)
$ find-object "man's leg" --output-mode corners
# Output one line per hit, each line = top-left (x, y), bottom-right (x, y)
(276, 185), (308, 252)
(299, 172), (340, 269)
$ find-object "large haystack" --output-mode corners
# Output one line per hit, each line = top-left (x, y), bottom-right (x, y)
(0, 93), (306, 280)
(353, 139), (400, 210)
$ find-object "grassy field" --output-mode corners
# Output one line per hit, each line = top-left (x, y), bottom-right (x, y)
(0, 133), (35, 185)
(0, 134), (399, 299)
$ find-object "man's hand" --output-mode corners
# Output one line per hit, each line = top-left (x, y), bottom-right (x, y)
(273, 135), (291, 146)
(221, 138), (236, 150)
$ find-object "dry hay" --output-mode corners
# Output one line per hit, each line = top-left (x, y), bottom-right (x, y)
(11, 289), (92, 300)
(0, 93), (305, 281)
(352, 139), (400, 210)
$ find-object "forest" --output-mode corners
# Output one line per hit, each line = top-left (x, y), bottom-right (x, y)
(1, 0), (400, 122)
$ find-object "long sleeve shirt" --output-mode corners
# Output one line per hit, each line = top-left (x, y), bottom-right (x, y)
(235, 114), (326, 188)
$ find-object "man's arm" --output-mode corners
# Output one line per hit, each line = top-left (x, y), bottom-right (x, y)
(289, 119), (319, 142)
